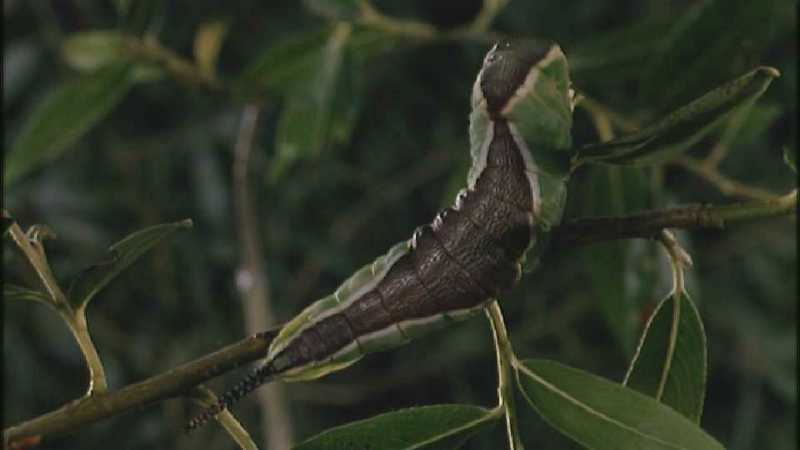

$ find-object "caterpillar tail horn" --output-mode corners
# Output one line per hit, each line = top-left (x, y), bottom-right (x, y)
(185, 364), (275, 432)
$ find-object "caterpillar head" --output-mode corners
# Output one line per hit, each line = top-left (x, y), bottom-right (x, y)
(471, 39), (575, 154)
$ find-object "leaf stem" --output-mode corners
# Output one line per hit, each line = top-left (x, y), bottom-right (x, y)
(190, 386), (259, 450)
(486, 301), (524, 450)
(66, 308), (109, 394)
(657, 230), (692, 296)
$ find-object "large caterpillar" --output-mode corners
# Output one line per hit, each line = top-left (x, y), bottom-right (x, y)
(188, 39), (575, 430)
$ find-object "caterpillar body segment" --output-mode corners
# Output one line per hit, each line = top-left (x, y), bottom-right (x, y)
(187, 39), (574, 431)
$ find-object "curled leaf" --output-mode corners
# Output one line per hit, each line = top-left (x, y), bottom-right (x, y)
(576, 66), (780, 166)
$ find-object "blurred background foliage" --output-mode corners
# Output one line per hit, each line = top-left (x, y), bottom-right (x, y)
(2, 0), (796, 449)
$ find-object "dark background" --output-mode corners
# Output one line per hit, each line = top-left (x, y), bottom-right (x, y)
(3, 1), (796, 449)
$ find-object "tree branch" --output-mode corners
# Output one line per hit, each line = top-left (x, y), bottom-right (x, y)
(550, 189), (797, 249)
(5, 190), (796, 445)
(3, 329), (279, 445)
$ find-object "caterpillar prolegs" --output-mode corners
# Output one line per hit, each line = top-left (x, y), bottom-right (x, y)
(187, 40), (575, 430)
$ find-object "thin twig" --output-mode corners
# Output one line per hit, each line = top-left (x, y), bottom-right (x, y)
(122, 35), (223, 91)
(672, 156), (778, 201)
(232, 104), (293, 448)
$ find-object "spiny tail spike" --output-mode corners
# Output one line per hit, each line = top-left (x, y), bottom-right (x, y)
(185, 365), (275, 432)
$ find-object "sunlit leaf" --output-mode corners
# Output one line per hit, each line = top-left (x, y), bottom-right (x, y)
(623, 291), (707, 423)
(5, 64), (133, 187)
(67, 219), (193, 309)
(516, 359), (724, 450)
(576, 66), (780, 166)
(62, 31), (126, 72)
(4, 283), (52, 306)
(194, 21), (228, 77)
(293, 405), (500, 450)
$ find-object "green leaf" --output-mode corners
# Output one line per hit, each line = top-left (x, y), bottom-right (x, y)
(784, 146), (797, 173)
(4, 283), (52, 306)
(62, 31), (126, 72)
(624, 291), (707, 423)
(5, 64), (133, 187)
(303, 0), (364, 20)
(67, 219), (193, 309)
(271, 23), (353, 180)
(576, 66), (780, 166)
(292, 405), (501, 450)
(516, 359), (724, 450)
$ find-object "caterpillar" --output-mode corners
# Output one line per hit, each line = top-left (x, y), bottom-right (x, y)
(187, 39), (575, 430)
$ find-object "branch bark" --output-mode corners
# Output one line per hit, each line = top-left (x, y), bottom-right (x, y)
(3, 329), (279, 445)
(4, 190), (796, 446)
(549, 189), (797, 249)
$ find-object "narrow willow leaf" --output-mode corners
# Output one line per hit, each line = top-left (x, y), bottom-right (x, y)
(516, 359), (724, 450)
(624, 291), (707, 423)
(293, 405), (501, 450)
(784, 146), (797, 173)
(67, 219), (193, 309)
(272, 24), (352, 180)
(5, 64), (133, 187)
(62, 31), (126, 71)
(4, 283), (52, 306)
(303, 0), (364, 20)
(576, 66), (780, 166)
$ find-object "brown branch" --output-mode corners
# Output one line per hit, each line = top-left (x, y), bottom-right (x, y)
(3, 329), (279, 445)
(5, 190), (796, 446)
(550, 189), (797, 249)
